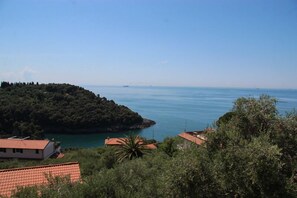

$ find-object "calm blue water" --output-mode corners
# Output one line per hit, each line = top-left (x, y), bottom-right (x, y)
(46, 86), (297, 148)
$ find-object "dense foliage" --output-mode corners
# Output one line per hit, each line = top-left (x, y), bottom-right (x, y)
(115, 135), (146, 162)
(0, 82), (144, 139)
(1, 95), (297, 197)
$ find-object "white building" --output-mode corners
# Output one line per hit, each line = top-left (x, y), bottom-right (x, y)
(0, 139), (56, 159)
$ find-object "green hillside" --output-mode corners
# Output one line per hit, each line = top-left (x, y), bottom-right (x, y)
(0, 82), (154, 139)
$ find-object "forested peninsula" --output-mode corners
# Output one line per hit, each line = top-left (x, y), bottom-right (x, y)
(0, 82), (155, 139)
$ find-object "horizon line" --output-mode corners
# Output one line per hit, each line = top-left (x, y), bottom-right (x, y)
(1, 81), (296, 91)
(81, 84), (297, 91)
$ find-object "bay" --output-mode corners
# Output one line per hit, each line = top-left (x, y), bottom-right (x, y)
(46, 86), (297, 148)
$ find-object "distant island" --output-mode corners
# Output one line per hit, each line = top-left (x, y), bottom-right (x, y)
(0, 82), (155, 139)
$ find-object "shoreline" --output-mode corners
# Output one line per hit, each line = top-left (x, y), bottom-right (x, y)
(44, 118), (156, 135)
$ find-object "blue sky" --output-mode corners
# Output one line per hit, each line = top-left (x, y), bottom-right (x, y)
(0, 0), (297, 88)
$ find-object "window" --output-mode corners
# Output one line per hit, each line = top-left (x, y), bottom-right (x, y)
(13, 149), (23, 153)
(35, 149), (39, 154)
(0, 148), (6, 153)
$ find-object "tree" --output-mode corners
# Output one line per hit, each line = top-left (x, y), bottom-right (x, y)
(210, 95), (297, 196)
(269, 111), (297, 179)
(1, 81), (12, 88)
(159, 137), (178, 157)
(212, 135), (289, 197)
(217, 95), (278, 139)
(12, 122), (44, 139)
(216, 111), (235, 127)
(116, 135), (146, 162)
(164, 149), (221, 198)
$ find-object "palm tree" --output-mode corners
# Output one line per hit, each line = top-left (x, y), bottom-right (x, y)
(116, 134), (146, 162)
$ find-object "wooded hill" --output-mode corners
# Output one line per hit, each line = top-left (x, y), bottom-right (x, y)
(0, 82), (153, 139)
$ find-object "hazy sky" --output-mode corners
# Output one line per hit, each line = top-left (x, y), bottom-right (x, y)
(0, 0), (297, 88)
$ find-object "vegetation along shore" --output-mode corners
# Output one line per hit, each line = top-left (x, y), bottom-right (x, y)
(0, 82), (155, 139)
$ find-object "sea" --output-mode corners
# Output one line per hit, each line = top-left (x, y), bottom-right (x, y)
(46, 86), (297, 148)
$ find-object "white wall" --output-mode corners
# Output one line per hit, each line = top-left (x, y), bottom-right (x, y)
(0, 141), (56, 159)
(43, 142), (55, 159)
(0, 148), (43, 159)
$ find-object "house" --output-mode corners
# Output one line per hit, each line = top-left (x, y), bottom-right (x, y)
(178, 129), (213, 149)
(0, 138), (58, 159)
(0, 162), (81, 197)
(105, 137), (157, 150)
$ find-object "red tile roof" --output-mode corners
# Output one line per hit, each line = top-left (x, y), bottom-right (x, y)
(104, 137), (144, 145)
(104, 138), (123, 145)
(0, 162), (81, 197)
(56, 153), (65, 159)
(104, 138), (157, 150)
(0, 139), (50, 150)
(178, 132), (205, 145)
(143, 143), (157, 150)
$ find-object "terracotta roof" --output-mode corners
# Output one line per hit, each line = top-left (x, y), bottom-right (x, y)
(104, 138), (123, 145)
(0, 162), (81, 197)
(104, 137), (144, 145)
(0, 139), (50, 150)
(178, 132), (205, 145)
(105, 137), (156, 149)
(143, 143), (157, 150)
(56, 153), (65, 159)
